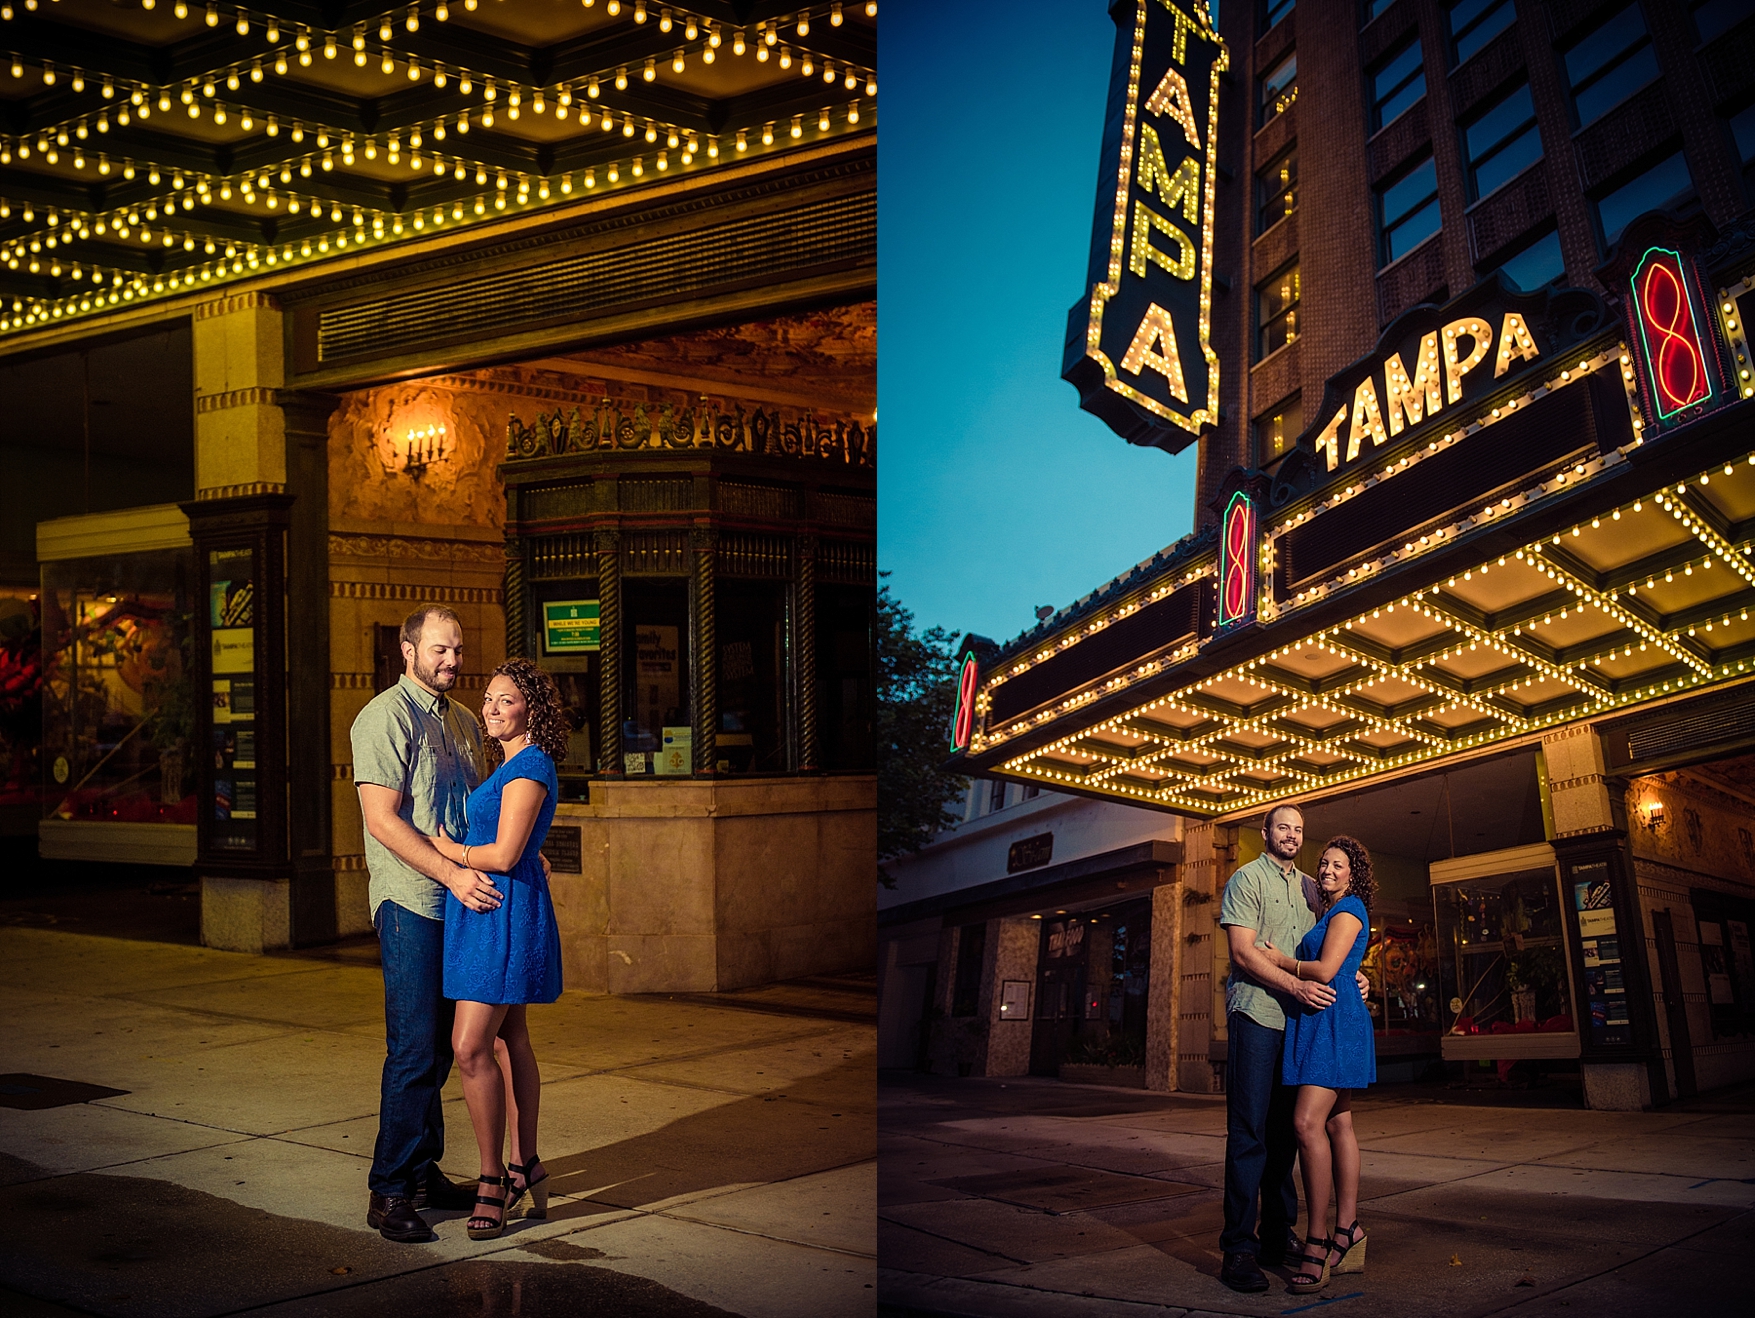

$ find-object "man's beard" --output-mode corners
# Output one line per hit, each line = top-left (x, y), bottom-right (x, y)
(415, 656), (458, 691)
(1268, 835), (1301, 860)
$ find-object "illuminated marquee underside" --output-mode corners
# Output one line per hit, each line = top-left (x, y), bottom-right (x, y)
(994, 449), (1755, 815)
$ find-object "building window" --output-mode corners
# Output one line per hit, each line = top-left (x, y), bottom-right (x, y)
(1563, 3), (1659, 129)
(1256, 145), (1299, 233)
(1594, 150), (1695, 247)
(1257, 260), (1301, 359)
(622, 579), (691, 775)
(1370, 37), (1426, 131)
(1022, 783), (1041, 800)
(951, 922), (987, 1018)
(1489, 228), (1565, 291)
(1447, 0), (1516, 66)
(1259, 49), (1297, 126)
(1365, 0), (1397, 21)
(989, 779), (1007, 813)
(1692, 0), (1748, 44)
(1379, 156), (1441, 264)
(1254, 394), (1304, 464)
(1264, 0), (1295, 31)
(1464, 82), (1542, 201)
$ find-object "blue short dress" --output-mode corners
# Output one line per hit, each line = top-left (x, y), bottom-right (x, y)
(1281, 893), (1375, 1090)
(442, 746), (563, 1005)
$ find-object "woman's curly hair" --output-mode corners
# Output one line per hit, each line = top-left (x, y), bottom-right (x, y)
(1320, 834), (1376, 913)
(480, 658), (570, 770)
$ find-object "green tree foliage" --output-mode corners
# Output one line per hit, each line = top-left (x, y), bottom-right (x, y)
(877, 579), (966, 886)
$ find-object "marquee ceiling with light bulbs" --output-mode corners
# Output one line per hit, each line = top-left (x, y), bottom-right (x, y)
(952, 215), (1755, 820)
(0, 0), (875, 334)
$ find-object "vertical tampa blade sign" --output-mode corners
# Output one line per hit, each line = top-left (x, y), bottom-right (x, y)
(1064, 0), (1226, 453)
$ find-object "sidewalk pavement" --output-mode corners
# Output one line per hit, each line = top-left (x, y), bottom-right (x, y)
(0, 926), (875, 1317)
(879, 1073), (1755, 1318)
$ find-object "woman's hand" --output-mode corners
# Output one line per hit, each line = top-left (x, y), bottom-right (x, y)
(428, 827), (466, 864)
(1259, 937), (1296, 974)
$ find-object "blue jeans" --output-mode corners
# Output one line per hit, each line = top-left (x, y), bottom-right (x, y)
(1220, 1011), (1300, 1256)
(369, 901), (455, 1198)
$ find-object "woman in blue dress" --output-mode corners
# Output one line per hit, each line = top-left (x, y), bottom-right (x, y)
(1262, 835), (1376, 1294)
(426, 658), (565, 1240)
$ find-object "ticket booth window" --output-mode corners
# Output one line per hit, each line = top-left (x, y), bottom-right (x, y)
(716, 579), (788, 774)
(622, 579), (690, 776)
(1431, 844), (1581, 1064)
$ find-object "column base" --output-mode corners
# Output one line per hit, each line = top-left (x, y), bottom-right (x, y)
(201, 876), (292, 953)
(1581, 1060), (1653, 1111)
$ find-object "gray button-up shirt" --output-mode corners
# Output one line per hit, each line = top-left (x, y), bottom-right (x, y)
(1218, 851), (1320, 1032)
(350, 674), (484, 921)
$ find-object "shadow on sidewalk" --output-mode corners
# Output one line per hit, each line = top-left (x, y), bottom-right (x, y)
(546, 1054), (875, 1215)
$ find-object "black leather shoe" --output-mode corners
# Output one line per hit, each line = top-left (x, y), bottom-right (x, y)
(414, 1169), (476, 1213)
(1220, 1250), (1269, 1293)
(1259, 1228), (1303, 1267)
(366, 1192), (435, 1243)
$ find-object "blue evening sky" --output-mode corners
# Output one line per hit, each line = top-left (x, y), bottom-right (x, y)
(879, 1), (1201, 646)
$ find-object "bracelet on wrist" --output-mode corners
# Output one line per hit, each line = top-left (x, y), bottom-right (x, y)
(462, 844), (472, 870)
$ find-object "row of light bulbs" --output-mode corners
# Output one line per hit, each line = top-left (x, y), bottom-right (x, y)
(0, 122), (842, 333)
(1, 2), (877, 29)
(1006, 456), (1755, 811)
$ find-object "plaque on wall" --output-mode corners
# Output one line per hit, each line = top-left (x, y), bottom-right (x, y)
(1008, 833), (1054, 874)
(542, 825), (583, 875)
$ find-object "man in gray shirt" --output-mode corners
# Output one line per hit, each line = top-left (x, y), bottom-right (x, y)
(1216, 804), (1365, 1292)
(352, 605), (502, 1242)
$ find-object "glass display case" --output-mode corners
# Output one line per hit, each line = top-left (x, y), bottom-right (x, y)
(40, 546), (198, 834)
(1431, 844), (1581, 1060)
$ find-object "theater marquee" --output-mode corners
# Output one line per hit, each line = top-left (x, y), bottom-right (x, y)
(964, 217), (1755, 819)
(1063, 0), (1226, 451)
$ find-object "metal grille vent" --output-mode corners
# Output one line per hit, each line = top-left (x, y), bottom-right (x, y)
(622, 531), (691, 575)
(817, 491), (876, 527)
(818, 539), (875, 584)
(1620, 687), (1755, 765)
(522, 481), (595, 522)
(317, 192), (875, 363)
(720, 533), (792, 578)
(529, 534), (594, 580)
(619, 477), (695, 511)
(720, 480), (802, 519)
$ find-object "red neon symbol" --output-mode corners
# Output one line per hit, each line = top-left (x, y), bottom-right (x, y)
(1219, 492), (1256, 626)
(951, 652), (978, 750)
(1632, 247), (1712, 419)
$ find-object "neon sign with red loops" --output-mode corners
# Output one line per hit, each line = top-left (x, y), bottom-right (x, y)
(1217, 491), (1257, 629)
(1630, 246), (1718, 422)
(950, 651), (979, 751)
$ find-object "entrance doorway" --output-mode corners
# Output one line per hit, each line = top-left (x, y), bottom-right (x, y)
(1029, 895), (1152, 1077)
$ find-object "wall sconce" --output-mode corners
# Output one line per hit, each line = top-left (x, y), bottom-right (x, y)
(395, 423), (450, 477)
(1639, 798), (1667, 833)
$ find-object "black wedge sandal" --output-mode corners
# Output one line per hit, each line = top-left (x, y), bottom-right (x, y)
(507, 1155), (550, 1220)
(1286, 1234), (1334, 1295)
(1332, 1219), (1367, 1274)
(466, 1174), (511, 1241)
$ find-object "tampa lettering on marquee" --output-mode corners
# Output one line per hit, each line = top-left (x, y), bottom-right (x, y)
(1064, 0), (1226, 451)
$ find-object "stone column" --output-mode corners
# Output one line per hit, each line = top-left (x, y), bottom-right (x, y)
(1145, 877), (1183, 1092)
(1542, 725), (1664, 1110)
(796, 532), (819, 772)
(596, 528), (621, 776)
(1176, 819), (1228, 1092)
(981, 916), (1041, 1077)
(692, 525), (718, 776)
(189, 292), (337, 953)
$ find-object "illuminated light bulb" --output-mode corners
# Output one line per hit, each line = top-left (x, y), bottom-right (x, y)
(615, 65), (628, 89)
(847, 100), (860, 124)
(407, 56), (421, 81)
(672, 48), (684, 72)
(324, 33), (337, 58)
(585, 167), (596, 187)
(765, 22), (778, 43)
(733, 27), (745, 54)
(643, 57), (656, 80)
(437, 1), (449, 17)
(274, 52), (287, 74)
(659, 6), (672, 32)
(406, 4), (420, 31)
(707, 135), (719, 158)
(634, 0), (646, 20)
(866, 73), (876, 95)
(459, 73), (472, 94)
(291, 121), (305, 142)
(632, 156), (643, 176)
(205, 3), (218, 25)
(587, 76), (600, 97)
(381, 49), (394, 74)
(756, 41), (769, 61)
(789, 114), (802, 137)
(379, 15), (393, 39)
(831, 1), (844, 23)
(779, 45), (792, 69)
(761, 122), (773, 145)
(645, 120), (657, 142)
(686, 15), (697, 38)
(622, 115), (635, 136)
